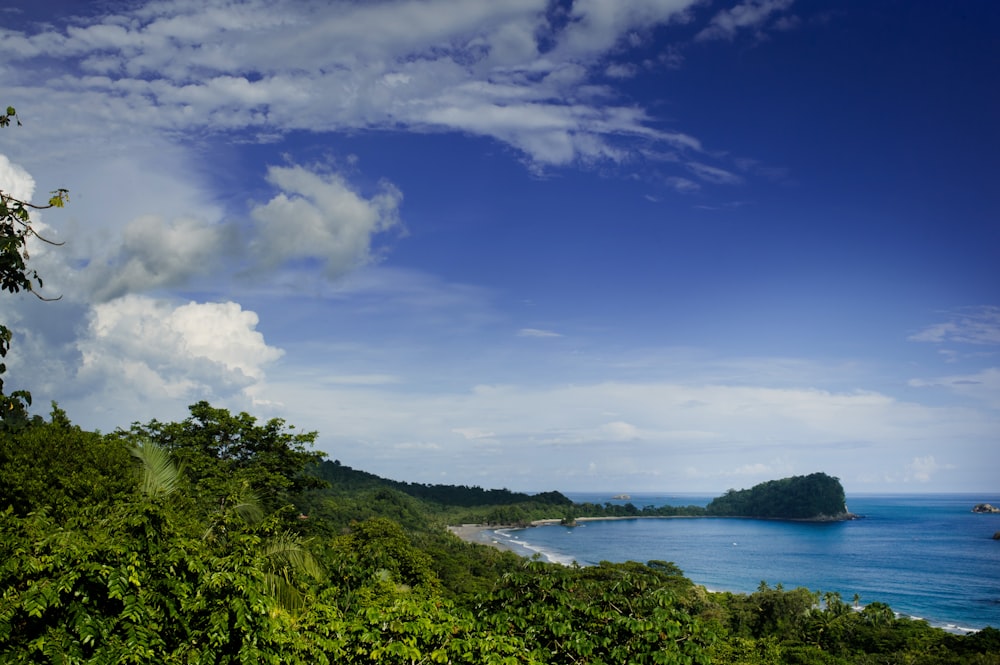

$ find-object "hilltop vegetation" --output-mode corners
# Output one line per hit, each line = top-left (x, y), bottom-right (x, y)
(706, 472), (850, 520)
(1, 403), (997, 664)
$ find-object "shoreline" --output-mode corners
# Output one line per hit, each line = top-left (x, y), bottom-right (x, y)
(446, 515), (982, 635)
(447, 512), (860, 553)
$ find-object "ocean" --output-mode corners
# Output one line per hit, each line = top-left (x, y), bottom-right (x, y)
(490, 493), (1000, 633)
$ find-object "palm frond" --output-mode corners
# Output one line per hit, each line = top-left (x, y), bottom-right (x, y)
(232, 494), (264, 526)
(128, 440), (181, 497)
(262, 531), (324, 581)
(263, 572), (307, 612)
(259, 531), (324, 612)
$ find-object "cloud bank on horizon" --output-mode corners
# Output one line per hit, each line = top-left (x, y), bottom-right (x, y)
(0, 0), (997, 493)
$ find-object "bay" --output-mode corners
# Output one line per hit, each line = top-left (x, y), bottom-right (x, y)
(494, 493), (1000, 633)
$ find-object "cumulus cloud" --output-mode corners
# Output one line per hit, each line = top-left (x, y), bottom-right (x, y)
(0, 153), (35, 200)
(77, 295), (283, 400)
(696, 0), (796, 42)
(87, 215), (232, 301)
(249, 165), (403, 279)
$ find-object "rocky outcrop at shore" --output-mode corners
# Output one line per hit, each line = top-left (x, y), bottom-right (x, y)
(972, 503), (1000, 513)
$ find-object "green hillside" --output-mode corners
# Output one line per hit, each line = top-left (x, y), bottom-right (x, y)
(0, 403), (995, 664)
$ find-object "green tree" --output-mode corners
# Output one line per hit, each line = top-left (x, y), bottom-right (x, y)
(0, 106), (68, 427)
(0, 438), (331, 663)
(477, 560), (715, 664)
(0, 404), (134, 520)
(119, 401), (326, 515)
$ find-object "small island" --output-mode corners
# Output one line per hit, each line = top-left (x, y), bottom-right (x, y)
(973, 503), (1000, 513)
(706, 472), (856, 521)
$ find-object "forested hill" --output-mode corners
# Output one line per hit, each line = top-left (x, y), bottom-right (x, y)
(310, 459), (572, 508)
(705, 472), (849, 520)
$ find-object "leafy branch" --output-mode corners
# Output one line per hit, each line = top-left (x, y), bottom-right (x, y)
(0, 105), (68, 426)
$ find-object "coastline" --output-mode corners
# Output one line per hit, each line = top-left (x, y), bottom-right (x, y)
(448, 511), (858, 552)
(446, 524), (520, 553)
(446, 505), (989, 635)
(447, 515), (723, 554)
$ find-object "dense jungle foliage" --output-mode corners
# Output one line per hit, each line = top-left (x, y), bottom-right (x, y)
(1, 403), (997, 664)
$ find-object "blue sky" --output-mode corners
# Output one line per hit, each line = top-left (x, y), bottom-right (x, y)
(1, 0), (997, 493)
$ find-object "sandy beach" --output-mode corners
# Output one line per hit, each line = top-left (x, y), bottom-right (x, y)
(447, 524), (519, 552)
(446, 517), (672, 553)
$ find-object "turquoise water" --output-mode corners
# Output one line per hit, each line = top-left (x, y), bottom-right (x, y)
(494, 493), (1000, 633)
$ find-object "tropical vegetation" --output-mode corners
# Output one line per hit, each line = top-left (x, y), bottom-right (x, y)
(1, 405), (998, 664)
(706, 473), (849, 520)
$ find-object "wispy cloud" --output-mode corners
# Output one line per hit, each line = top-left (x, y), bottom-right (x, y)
(666, 176), (701, 193)
(686, 161), (743, 185)
(518, 328), (563, 338)
(909, 367), (1000, 409)
(1, 0), (711, 170)
(909, 306), (1000, 345)
(696, 0), (796, 42)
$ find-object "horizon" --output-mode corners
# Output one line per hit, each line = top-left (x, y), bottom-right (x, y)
(1, 1), (997, 494)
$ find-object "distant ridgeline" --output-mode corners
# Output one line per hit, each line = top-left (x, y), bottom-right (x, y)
(706, 472), (850, 520)
(312, 459), (572, 508)
(313, 462), (850, 522)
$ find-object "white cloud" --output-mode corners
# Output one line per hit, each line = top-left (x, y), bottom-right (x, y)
(696, 0), (796, 42)
(909, 306), (1000, 345)
(249, 165), (403, 279)
(87, 214), (231, 301)
(666, 176), (700, 193)
(77, 295), (283, 401)
(605, 63), (638, 79)
(518, 328), (562, 338)
(599, 420), (641, 441)
(0, 153), (35, 200)
(904, 455), (952, 483)
(686, 161), (743, 185)
(909, 367), (1000, 409)
(0, 0), (715, 171)
(555, 0), (699, 59)
(257, 371), (997, 491)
